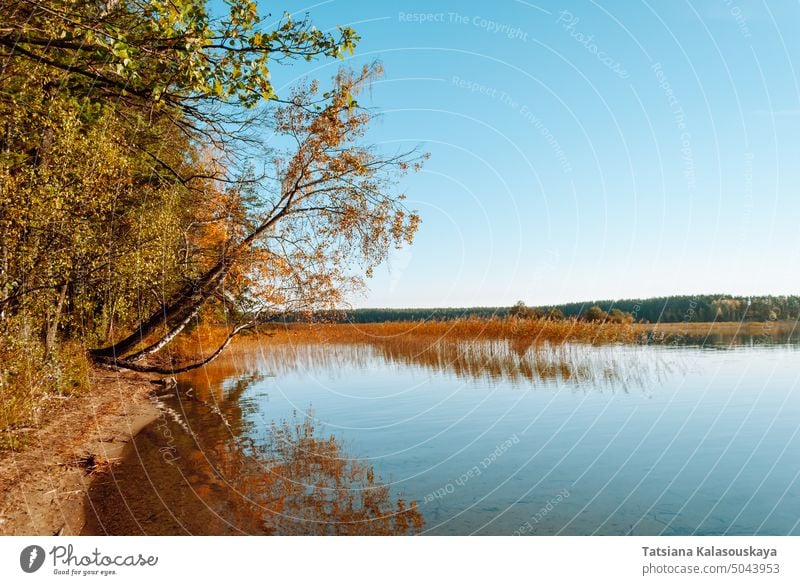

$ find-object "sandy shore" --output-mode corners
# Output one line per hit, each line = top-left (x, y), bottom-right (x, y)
(0, 368), (160, 536)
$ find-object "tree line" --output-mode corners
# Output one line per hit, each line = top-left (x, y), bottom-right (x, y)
(287, 295), (800, 324)
(544, 295), (800, 323)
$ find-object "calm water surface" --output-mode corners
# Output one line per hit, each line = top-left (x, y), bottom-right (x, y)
(85, 333), (800, 535)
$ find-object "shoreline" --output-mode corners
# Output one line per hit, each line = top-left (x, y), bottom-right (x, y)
(633, 320), (797, 336)
(0, 368), (160, 536)
(1, 320), (792, 536)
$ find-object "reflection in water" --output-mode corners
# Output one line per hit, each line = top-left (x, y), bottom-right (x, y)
(217, 416), (423, 535)
(234, 338), (669, 391)
(85, 330), (800, 535)
(646, 328), (800, 348)
(82, 377), (423, 535)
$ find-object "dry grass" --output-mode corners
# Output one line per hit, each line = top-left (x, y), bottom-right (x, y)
(259, 317), (640, 346)
(0, 335), (90, 450)
(159, 317), (797, 390)
(169, 318), (649, 389)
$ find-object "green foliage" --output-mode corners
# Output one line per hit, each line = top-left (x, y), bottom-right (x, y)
(1, 93), (194, 345)
(607, 308), (632, 324)
(544, 307), (564, 321)
(0, 0), (358, 116)
(543, 295), (800, 324)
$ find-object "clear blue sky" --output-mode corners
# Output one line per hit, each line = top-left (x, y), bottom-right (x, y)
(258, 0), (800, 308)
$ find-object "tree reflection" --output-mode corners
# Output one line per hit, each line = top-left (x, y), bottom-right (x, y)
(83, 403), (422, 535)
(214, 416), (423, 535)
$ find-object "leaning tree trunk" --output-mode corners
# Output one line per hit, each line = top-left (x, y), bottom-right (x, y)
(88, 174), (300, 366)
(91, 321), (254, 374)
(121, 303), (204, 362)
(89, 254), (234, 359)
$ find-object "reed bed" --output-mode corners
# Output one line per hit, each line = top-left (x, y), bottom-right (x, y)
(261, 317), (641, 346)
(169, 316), (799, 370)
(242, 338), (655, 390)
(170, 319), (662, 391)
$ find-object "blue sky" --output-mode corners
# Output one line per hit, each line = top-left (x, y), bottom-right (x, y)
(256, 0), (800, 307)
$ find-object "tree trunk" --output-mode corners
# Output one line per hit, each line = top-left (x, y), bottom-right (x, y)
(89, 255), (233, 359)
(123, 302), (203, 362)
(45, 282), (67, 356)
(92, 321), (252, 374)
(88, 182), (293, 365)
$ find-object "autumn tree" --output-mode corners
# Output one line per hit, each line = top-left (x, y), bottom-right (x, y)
(544, 307), (564, 321)
(1, 2), (342, 297)
(0, 1), (423, 378)
(583, 306), (606, 323)
(607, 308), (633, 324)
(508, 300), (533, 319)
(87, 64), (424, 372)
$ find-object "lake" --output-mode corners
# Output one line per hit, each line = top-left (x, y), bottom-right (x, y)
(83, 332), (800, 535)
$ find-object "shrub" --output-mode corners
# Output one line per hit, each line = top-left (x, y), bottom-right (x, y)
(0, 321), (89, 450)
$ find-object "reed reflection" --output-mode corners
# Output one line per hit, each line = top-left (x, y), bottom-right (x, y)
(241, 338), (664, 391)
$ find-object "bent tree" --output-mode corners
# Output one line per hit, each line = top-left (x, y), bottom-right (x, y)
(0, 1), (423, 373)
(91, 65), (424, 372)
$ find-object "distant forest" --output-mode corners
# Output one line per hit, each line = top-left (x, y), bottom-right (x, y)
(537, 295), (799, 323)
(279, 295), (800, 324)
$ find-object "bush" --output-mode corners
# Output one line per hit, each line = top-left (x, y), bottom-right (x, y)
(0, 321), (89, 450)
(583, 306), (607, 322)
(608, 308), (633, 324)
